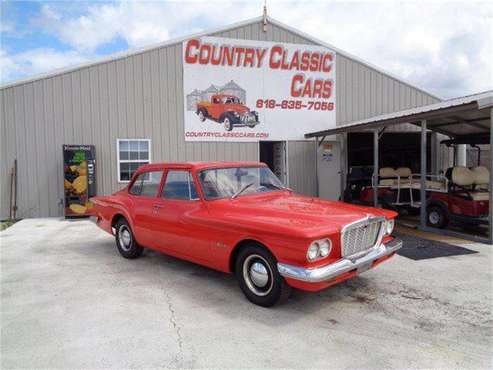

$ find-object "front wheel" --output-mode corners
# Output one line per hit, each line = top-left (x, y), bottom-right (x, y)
(427, 205), (448, 228)
(223, 117), (233, 131)
(235, 244), (291, 307)
(115, 219), (144, 259)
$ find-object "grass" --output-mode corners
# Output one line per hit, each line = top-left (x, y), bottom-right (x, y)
(0, 220), (16, 231)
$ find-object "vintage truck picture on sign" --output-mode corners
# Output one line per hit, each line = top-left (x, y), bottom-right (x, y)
(183, 37), (336, 142)
(186, 81), (260, 132)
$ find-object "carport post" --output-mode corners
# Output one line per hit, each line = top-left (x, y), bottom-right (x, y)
(373, 129), (379, 207)
(489, 107), (493, 244)
(315, 136), (319, 197)
(430, 132), (438, 175)
(420, 120), (427, 228)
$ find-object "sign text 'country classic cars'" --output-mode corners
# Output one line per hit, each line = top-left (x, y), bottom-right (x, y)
(183, 37), (336, 141)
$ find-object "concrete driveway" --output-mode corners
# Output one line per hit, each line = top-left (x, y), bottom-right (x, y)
(1, 219), (492, 369)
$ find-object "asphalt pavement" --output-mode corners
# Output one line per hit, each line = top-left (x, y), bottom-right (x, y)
(1, 218), (491, 369)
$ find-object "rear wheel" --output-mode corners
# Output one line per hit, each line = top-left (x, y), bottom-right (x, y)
(198, 110), (206, 122)
(427, 205), (448, 228)
(235, 244), (291, 307)
(115, 219), (143, 259)
(223, 116), (233, 131)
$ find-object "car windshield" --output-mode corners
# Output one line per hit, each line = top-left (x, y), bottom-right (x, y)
(198, 166), (285, 200)
(224, 97), (239, 104)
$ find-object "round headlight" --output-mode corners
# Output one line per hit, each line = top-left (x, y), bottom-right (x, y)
(318, 239), (332, 257)
(307, 243), (319, 261)
(386, 219), (395, 235)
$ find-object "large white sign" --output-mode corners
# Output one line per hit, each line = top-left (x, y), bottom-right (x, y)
(183, 37), (336, 142)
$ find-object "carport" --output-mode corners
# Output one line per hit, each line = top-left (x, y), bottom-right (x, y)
(306, 91), (493, 244)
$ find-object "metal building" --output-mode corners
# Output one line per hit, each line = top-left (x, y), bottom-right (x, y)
(0, 16), (439, 219)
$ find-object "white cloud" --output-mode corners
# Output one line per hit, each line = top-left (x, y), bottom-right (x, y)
(266, 0), (493, 98)
(2, 0), (492, 98)
(37, 1), (259, 52)
(0, 48), (90, 82)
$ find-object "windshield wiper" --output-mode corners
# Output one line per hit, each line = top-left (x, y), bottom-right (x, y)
(231, 182), (255, 199)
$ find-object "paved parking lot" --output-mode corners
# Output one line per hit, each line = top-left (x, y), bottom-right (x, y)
(1, 218), (492, 369)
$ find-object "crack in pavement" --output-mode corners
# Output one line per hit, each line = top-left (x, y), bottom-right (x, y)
(164, 291), (184, 364)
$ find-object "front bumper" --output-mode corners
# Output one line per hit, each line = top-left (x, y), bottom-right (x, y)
(277, 238), (402, 283)
(238, 112), (259, 125)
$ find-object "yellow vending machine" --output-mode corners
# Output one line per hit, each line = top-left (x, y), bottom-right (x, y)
(63, 145), (96, 218)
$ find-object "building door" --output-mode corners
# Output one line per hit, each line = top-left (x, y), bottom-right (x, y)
(317, 141), (341, 200)
(259, 141), (288, 186)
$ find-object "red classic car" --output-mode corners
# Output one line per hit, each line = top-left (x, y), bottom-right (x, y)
(196, 94), (259, 131)
(91, 162), (402, 307)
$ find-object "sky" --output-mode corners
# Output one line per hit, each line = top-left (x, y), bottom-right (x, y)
(0, 0), (492, 99)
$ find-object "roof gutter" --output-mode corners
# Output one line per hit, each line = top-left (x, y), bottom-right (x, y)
(305, 102), (478, 138)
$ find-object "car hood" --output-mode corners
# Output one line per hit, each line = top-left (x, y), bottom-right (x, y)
(208, 191), (394, 239)
(226, 104), (250, 114)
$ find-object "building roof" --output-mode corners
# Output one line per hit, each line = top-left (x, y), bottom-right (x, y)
(0, 15), (440, 100)
(305, 90), (493, 139)
(204, 85), (219, 92)
(222, 80), (243, 90)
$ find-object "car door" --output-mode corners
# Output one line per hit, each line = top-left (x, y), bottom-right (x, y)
(153, 169), (211, 263)
(209, 96), (223, 120)
(127, 169), (165, 249)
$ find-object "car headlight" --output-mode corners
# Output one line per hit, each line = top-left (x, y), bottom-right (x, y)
(307, 243), (319, 261)
(319, 239), (332, 257)
(233, 111), (240, 117)
(307, 238), (332, 261)
(385, 219), (395, 235)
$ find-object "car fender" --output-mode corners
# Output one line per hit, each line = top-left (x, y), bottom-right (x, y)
(94, 195), (136, 236)
(225, 110), (241, 123)
(197, 106), (208, 116)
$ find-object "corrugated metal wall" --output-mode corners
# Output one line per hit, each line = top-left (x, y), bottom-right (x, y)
(287, 141), (317, 193)
(0, 19), (439, 218)
(336, 55), (438, 125)
(0, 21), (314, 218)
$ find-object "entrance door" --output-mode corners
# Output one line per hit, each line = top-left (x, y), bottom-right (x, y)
(317, 141), (341, 200)
(259, 141), (287, 185)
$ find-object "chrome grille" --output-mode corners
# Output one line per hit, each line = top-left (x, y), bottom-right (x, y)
(341, 217), (384, 257)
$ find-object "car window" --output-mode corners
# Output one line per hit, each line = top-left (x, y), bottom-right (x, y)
(161, 170), (199, 200)
(198, 166), (284, 200)
(129, 171), (163, 197)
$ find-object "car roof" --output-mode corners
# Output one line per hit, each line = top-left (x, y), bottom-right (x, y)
(213, 94), (237, 98)
(134, 161), (267, 174)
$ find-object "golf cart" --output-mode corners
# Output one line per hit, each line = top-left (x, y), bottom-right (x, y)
(358, 133), (489, 229)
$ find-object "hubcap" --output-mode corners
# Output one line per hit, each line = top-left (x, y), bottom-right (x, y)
(118, 226), (132, 251)
(243, 255), (273, 296)
(250, 262), (269, 287)
(224, 118), (231, 130)
(429, 211), (440, 224)
(198, 111), (204, 121)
